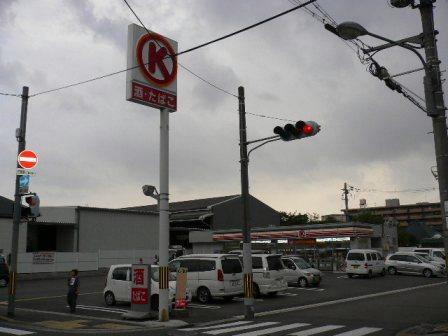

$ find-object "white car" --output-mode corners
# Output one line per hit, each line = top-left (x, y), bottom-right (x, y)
(239, 254), (288, 297)
(414, 252), (446, 273)
(386, 252), (444, 278)
(413, 248), (446, 263)
(103, 264), (191, 310)
(281, 256), (323, 287)
(169, 254), (243, 303)
(346, 249), (386, 278)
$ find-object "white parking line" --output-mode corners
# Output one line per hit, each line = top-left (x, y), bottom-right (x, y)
(289, 325), (344, 335)
(290, 287), (325, 292)
(277, 293), (298, 296)
(204, 322), (278, 335)
(181, 321), (253, 331)
(233, 323), (310, 336)
(189, 303), (221, 310)
(69, 304), (129, 314)
(0, 326), (35, 335)
(332, 327), (382, 336)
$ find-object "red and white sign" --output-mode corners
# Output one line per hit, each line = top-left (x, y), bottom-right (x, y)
(127, 24), (178, 111)
(18, 150), (38, 170)
(131, 265), (150, 305)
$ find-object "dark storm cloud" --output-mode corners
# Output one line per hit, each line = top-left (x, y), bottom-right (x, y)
(0, 0), (446, 213)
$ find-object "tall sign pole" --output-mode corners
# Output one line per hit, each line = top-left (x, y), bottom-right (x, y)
(126, 24), (177, 321)
(418, 0), (448, 267)
(158, 107), (170, 321)
(238, 86), (254, 320)
(8, 86), (29, 317)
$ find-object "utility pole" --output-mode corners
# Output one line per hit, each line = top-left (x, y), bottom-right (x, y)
(238, 86), (254, 320)
(418, 0), (448, 267)
(342, 182), (349, 222)
(158, 108), (170, 321)
(8, 86), (29, 317)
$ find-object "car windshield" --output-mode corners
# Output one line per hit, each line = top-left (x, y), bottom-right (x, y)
(347, 253), (365, 261)
(433, 251), (445, 259)
(293, 258), (312, 269)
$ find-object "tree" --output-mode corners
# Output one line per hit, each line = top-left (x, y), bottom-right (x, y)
(279, 211), (309, 226)
(398, 227), (419, 247)
(351, 212), (383, 224)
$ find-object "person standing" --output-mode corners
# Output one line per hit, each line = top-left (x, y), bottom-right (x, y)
(67, 269), (80, 313)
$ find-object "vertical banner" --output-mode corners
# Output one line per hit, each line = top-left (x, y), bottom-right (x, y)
(175, 267), (187, 309)
(131, 264), (151, 310)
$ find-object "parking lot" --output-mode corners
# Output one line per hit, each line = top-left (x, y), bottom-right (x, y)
(1, 271), (446, 335)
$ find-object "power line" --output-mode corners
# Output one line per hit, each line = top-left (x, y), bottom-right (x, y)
(29, 0), (316, 98)
(246, 111), (295, 122)
(121, 0), (237, 99)
(0, 92), (22, 98)
(360, 187), (438, 193)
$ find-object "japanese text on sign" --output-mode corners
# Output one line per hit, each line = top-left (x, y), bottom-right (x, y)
(133, 268), (145, 286)
(131, 288), (149, 305)
(131, 82), (177, 110)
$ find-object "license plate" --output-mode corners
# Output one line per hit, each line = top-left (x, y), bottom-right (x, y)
(353, 265), (359, 269)
(231, 280), (240, 286)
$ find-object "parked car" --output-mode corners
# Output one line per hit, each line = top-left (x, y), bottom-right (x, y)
(385, 252), (444, 278)
(414, 252), (446, 273)
(236, 253), (288, 297)
(281, 256), (322, 287)
(103, 264), (191, 309)
(0, 255), (9, 287)
(345, 249), (386, 278)
(169, 254), (243, 303)
(412, 248), (446, 263)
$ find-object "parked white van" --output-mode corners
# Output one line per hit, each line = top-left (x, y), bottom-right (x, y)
(103, 264), (191, 309)
(237, 253), (288, 297)
(346, 249), (386, 278)
(412, 248), (446, 262)
(169, 254), (243, 303)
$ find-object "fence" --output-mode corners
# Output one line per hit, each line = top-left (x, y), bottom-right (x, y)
(17, 249), (158, 274)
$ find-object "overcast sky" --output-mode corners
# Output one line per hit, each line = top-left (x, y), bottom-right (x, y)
(1, 0), (447, 217)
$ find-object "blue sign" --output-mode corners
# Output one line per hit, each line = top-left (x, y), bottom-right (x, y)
(19, 175), (30, 188)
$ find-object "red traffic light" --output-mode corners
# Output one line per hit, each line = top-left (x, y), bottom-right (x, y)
(303, 124), (314, 135)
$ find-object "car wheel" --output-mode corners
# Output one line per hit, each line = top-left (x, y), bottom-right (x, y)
(298, 277), (308, 288)
(347, 273), (353, 278)
(380, 269), (386, 276)
(253, 283), (260, 298)
(388, 267), (397, 275)
(197, 287), (211, 304)
(150, 294), (159, 310)
(423, 268), (433, 278)
(104, 291), (116, 306)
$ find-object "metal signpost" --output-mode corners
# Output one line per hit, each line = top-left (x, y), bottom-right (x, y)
(126, 23), (178, 322)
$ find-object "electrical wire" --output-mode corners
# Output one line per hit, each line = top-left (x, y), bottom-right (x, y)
(0, 92), (22, 98)
(29, 0), (316, 98)
(246, 111), (295, 122)
(360, 187), (438, 193)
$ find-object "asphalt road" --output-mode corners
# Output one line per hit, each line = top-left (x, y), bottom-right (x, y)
(0, 272), (446, 336)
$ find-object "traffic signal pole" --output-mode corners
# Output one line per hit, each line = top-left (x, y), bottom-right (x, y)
(158, 108), (170, 321)
(418, 0), (448, 267)
(8, 86), (29, 317)
(238, 86), (255, 320)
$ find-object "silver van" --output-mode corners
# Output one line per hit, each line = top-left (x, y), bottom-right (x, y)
(385, 252), (444, 278)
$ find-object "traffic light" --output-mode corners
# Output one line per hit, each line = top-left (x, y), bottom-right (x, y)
(273, 120), (321, 141)
(24, 194), (40, 218)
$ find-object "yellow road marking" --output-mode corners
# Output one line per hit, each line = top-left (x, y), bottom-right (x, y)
(36, 320), (88, 330)
(15, 291), (102, 302)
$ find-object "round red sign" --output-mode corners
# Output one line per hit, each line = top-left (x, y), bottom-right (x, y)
(18, 150), (38, 169)
(136, 32), (178, 87)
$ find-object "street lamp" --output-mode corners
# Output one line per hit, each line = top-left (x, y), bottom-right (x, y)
(333, 0), (448, 269)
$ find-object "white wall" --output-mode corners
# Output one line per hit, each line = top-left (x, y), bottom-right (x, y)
(0, 218), (28, 255)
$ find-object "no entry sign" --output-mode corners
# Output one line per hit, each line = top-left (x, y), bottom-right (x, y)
(18, 150), (38, 170)
(126, 24), (178, 111)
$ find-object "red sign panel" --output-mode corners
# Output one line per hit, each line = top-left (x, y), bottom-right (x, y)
(131, 82), (177, 110)
(18, 150), (38, 169)
(133, 268), (145, 286)
(131, 287), (149, 304)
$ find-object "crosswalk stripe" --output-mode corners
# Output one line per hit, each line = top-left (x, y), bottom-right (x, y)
(204, 322), (278, 335)
(289, 325), (344, 335)
(0, 327), (35, 335)
(332, 327), (382, 336)
(232, 323), (310, 336)
(180, 321), (253, 331)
